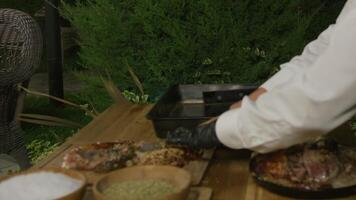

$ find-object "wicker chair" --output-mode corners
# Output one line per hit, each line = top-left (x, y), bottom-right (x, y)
(0, 9), (42, 168)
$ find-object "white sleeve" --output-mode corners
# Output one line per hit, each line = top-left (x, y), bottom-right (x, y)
(216, 11), (356, 153)
(261, 25), (334, 91)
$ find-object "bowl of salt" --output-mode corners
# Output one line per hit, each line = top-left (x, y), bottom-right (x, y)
(0, 168), (86, 200)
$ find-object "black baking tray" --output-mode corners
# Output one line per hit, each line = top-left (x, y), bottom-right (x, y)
(146, 84), (257, 138)
(250, 155), (356, 199)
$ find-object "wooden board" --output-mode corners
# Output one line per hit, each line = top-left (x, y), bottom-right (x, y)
(185, 149), (215, 185)
(82, 186), (212, 200)
(33, 143), (73, 169)
(39, 144), (214, 186)
(187, 187), (213, 200)
(202, 149), (252, 200)
(34, 104), (356, 200)
(69, 104), (140, 144)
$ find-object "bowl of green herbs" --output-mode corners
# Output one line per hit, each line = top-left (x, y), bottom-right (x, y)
(93, 165), (191, 200)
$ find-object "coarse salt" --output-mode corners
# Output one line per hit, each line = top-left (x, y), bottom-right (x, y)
(0, 171), (82, 200)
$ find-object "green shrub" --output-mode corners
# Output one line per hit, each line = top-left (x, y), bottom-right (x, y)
(62, 0), (345, 98)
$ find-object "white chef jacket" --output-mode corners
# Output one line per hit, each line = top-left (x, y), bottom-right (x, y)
(216, 0), (356, 153)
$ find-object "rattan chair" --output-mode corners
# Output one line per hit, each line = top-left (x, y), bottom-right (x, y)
(0, 9), (42, 168)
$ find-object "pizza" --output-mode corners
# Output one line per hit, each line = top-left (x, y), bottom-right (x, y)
(251, 139), (356, 190)
(62, 141), (201, 172)
(62, 141), (137, 172)
(133, 146), (201, 167)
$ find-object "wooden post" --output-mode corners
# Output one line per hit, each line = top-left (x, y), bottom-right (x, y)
(45, 0), (64, 105)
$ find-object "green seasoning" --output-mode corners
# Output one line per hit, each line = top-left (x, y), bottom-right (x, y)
(103, 180), (177, 199)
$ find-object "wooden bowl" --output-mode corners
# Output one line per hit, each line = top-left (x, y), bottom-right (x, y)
(0, 167), (86, 200)
(93, 165), (191, 200)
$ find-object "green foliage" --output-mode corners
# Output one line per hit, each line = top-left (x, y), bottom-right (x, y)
(62, 0), (344, 97)
(26, 137), (60, 163)
(22, 95), (85, 163)
(23, 74), (113, 163)
(122, 90), (149, 104)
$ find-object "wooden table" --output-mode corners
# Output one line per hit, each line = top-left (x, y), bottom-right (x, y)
(34, 103), (356, 200)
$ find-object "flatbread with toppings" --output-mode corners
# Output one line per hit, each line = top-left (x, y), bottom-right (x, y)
(62, 141), (201, 172)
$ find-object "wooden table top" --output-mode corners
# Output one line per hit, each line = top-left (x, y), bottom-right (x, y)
(34, 103), (356, 200)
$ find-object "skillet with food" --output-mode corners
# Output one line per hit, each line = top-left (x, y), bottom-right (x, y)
(250, 139), (356, 199)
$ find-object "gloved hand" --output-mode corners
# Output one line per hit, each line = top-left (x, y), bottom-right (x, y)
(166, 121), (221, 149)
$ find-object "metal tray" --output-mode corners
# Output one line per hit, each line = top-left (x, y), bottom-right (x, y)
(146, 84), (257, 138)
(249, 152), (356, 199)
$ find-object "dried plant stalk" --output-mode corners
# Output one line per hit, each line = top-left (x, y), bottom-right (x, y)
(101, 77), (131, 106)
(125, 60), (145, 96)
(18, 113), (82, 128)
(18, 85), (97, 118)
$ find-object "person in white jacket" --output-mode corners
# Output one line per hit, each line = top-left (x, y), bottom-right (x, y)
(167, 0), (356, 153)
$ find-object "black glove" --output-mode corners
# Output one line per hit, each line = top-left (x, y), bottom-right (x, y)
(166, 121), (221, 149)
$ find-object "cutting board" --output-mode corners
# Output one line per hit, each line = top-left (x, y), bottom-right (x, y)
(36, 144), (215, 186)
(82, 186), (213, 200)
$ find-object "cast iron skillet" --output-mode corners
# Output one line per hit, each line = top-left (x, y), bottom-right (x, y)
(250, 155), (356, 199)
